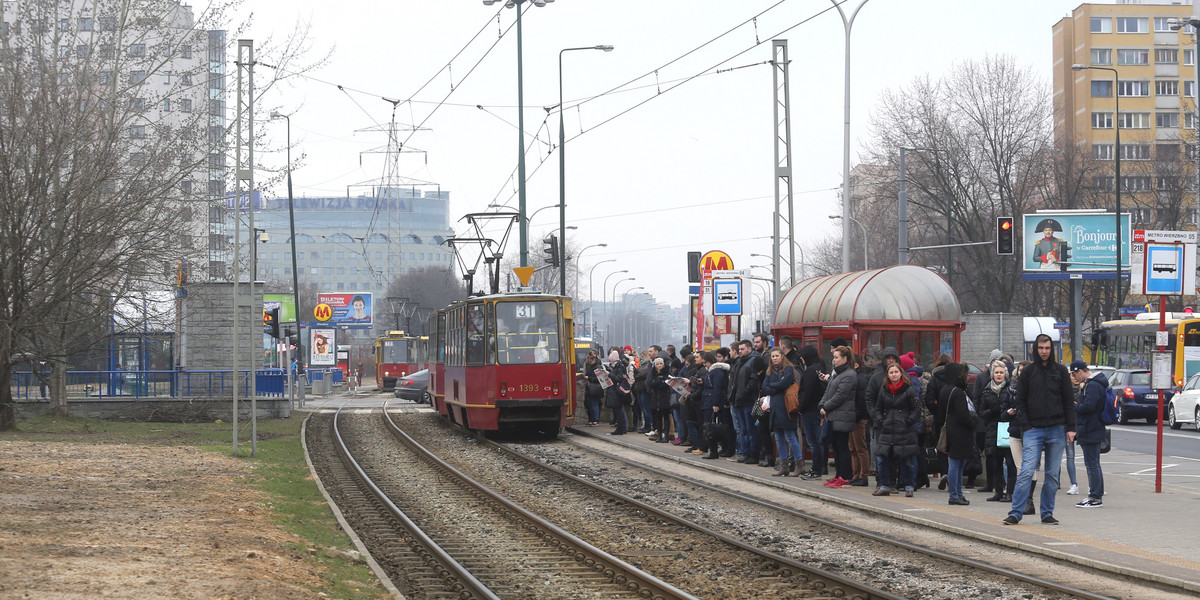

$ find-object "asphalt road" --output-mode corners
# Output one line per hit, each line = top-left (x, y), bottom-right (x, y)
(1111, 421), (1200, 460)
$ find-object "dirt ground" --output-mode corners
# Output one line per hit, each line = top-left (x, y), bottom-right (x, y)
(0, 440), (330, 599)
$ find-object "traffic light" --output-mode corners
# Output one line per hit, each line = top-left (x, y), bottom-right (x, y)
(263, 307), (280, 338)
(996, 217), (1014, 255)
(542, 234), (559, 267)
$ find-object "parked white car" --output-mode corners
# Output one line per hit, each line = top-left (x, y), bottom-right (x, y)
(1168, 373), (1200, 431)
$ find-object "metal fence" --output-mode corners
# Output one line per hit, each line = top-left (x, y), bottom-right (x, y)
(8, 369), (344, 400)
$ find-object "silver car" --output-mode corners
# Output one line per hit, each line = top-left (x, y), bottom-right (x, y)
(393, 369), (431, 403)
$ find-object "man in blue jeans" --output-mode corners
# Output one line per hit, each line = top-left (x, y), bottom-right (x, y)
(1069, 361), (1107, 507)
(1004, 334), (1076, 525)
(796, 344), (829, 479)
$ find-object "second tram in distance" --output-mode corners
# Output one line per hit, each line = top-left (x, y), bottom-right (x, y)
(374, 330), (426, 391)
(428, 293), (576, 435)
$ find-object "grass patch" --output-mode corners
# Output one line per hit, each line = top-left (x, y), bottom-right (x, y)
(2, 413), (391, 600)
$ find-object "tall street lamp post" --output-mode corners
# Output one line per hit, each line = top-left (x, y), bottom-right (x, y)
(1172, 18), (1200, 235)
(608, 277), (635, 344)
(601, 269), (628, 344)
(587, 258), (615, 336)
(483, 0), (556, 267)
(1073, 63), (1123, 305)
(575, 243), (607, 327)
(832, 0), (871, 273)
(270, 110), (303, 402)
(558, 44), (613, 294)
(829, 215), (868, 270)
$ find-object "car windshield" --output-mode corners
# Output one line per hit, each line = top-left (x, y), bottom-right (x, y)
(1127, 372), (1151, 386)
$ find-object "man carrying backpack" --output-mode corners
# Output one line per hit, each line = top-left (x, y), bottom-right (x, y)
(1069, 361), (1107, 507)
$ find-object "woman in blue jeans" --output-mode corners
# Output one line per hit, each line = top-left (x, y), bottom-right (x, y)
(761, 348), (802, 476)
(941, 363), (979, 505)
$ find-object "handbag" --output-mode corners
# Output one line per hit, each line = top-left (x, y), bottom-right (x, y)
(996, 421), (1010, 448)
(935, 424), (948, 454)
(1099, 429), (1111, 454)
(752, 395), (766, 417)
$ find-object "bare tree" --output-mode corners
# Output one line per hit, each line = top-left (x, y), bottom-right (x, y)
(850, 56), (1055, 315)
(0, 0), (324, 428)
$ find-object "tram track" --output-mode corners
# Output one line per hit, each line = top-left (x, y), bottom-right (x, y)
(547, 427), (1132, 600)
(310, 407), (695, 599)
(311, 404), (1161, 599)
(373, 406), (910, 599)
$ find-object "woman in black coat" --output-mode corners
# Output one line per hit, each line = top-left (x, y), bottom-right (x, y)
(682, 354), (708, 453)
(582, 351), (603, 426)
(941, 363), (978, 505)
(978, 361), (1016, 502)
(647, 357), (673, 443)
(873, 363), (921, 496)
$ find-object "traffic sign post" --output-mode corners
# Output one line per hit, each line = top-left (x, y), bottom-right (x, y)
(1129, 230), (1197, 494)
(713, 278), (743, 316)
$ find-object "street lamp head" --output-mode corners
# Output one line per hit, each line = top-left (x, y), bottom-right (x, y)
(596, 45), (614, 52)
(269, 110), (282, 119)
(1071, 64), (1088, 71)
(828, 214), (842, 220)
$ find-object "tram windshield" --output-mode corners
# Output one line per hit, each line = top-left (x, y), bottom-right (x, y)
(495, 300), (560, 365)
(380, 339), (409, 364)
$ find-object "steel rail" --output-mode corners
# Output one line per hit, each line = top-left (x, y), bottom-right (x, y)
(566, 426), (1126, 600)
(379, 402), (696, 600)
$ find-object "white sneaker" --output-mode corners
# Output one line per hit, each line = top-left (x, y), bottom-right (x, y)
(1066, 484), (1079, 495)
(645, 430), (657, 436)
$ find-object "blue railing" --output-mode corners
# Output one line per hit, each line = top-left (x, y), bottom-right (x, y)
(5, 369), (343, 400)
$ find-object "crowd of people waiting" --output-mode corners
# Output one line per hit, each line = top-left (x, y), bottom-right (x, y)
(579, 333), (1106, 525)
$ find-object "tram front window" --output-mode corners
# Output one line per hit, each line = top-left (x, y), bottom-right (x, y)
(496, 300), (560, 365)
(382, 340), (409, 364)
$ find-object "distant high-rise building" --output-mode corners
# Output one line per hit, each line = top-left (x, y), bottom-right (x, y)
(1053, 2), (1200, 229)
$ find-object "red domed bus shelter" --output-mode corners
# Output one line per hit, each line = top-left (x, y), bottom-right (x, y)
(771, 265), (964, 368)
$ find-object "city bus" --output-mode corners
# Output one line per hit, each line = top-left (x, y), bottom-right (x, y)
(1093, 313), (1200, 387)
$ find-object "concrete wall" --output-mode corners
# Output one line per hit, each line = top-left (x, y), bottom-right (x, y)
(962, 313), (1026, 364)
(180, 281), (263, 371)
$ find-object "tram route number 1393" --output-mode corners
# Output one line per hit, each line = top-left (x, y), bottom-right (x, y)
(517, 384), (541, 392)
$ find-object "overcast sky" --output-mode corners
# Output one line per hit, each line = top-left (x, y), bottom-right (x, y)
(237, 0), (1119, 309)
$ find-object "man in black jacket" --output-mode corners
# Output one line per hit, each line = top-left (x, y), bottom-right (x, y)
(798, 345), (830, 480)
(731, 340), (764, 463)
(1004, 334), (1076, 526)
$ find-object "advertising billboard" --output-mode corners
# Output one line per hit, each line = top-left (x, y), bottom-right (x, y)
(315, 293), (373, 326)
(310, 328), (336, 366)
(264, 293), (296, 323)
(1022, 213), (1130, 273)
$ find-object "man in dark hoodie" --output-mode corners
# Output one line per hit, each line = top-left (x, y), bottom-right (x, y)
(798, 345), (830, 480)
(1069, 361), (1107, 508)
(1004, 334), (1076, 526)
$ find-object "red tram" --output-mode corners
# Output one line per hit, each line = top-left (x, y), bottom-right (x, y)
(429, 293), (576, 434)
(374, 331), (425, 391)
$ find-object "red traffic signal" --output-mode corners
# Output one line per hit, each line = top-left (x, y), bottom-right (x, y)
(996, 217), (1014, 255)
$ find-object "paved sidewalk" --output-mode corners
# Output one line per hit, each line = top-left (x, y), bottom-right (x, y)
(572, 424), (1200, 595)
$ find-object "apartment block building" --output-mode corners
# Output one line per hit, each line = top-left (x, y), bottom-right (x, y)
(0, 0), (229, 279)
(1053, 1), (1200, 228)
